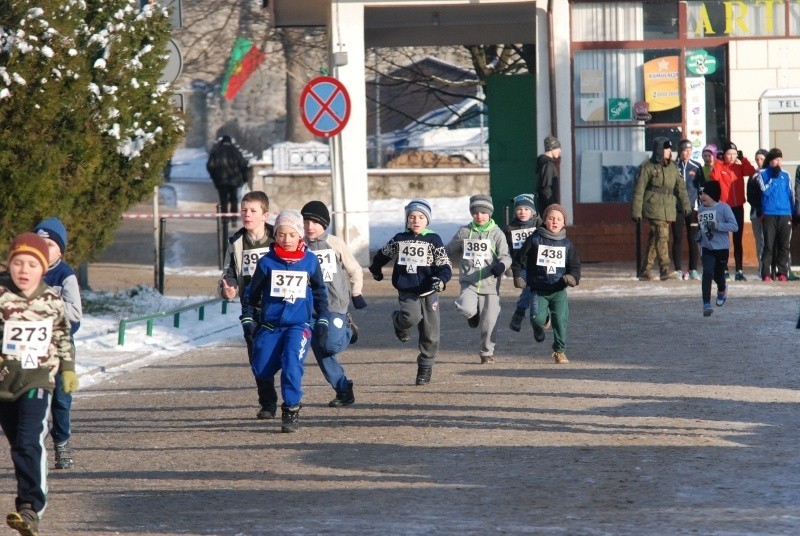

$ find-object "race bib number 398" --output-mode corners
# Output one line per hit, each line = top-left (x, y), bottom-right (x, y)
(511, 229), (534, 250)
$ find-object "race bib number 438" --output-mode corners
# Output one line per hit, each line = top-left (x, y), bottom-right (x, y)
(536, 245), (566, 273)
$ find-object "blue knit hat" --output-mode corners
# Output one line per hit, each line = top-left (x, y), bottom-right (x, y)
(405, 199), (432, 224)
(513, 194), (537, 212)
(34, 217), (67, 254)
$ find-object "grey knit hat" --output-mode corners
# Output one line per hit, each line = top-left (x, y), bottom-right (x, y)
(544, 135), (561, 152)
(405, 199), (432, 224)
(274, 210), (305, 237)
(469, 194), (494, 216)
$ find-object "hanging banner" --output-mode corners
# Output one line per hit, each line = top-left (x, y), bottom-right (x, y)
(643, 56), (680, 112)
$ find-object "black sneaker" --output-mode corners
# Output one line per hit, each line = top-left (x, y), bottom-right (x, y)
(415, 365), (432, 385)
(281, 404), (301, 433)
(329, 381), (355, 407)
(533, 325), (545, 342)
(54, 439), (73, 470)
(346, 312), (359, 344)
(6, 503), (38, 536)
(256, 404), (277, 420)
(467, 313), (480, 328)
(509, 310), (524, 332)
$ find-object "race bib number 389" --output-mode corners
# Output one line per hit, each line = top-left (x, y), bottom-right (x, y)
(536, 245), (566, 273)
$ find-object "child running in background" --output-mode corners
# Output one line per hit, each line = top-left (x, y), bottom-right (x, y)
(1, 233), (78, 536)
(516, 204), (581, 364)
(34, 217), (82, 470)
(240, 210), (329, 433)
(446, 195), (511, 364)
(696, 181), (738, 316)
(504, 194), (542, 332)
(219, 191), (278, 420)
(369, 199), (452, 385)
(301, 200), (367, 407)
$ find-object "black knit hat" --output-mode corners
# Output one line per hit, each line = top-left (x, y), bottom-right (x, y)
(765, 148), (783, 166)
(703, 181), (721, 202)
(721, 141), (737, 153)
(301, 200), (330, 229)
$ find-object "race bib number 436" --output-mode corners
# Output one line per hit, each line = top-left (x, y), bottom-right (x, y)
(536, 245), (566, 273)
(398, 242), (427, 273)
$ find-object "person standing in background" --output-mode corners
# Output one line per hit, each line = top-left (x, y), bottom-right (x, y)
(206, 135), (249, 221)
(674, 140), (704, 280)
(709, 141), (756, 281)
(747, 149), (768, 277)
(537, 136), (561, 213)
(757, 148), (794, 282)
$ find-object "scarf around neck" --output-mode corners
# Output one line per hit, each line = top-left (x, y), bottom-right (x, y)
(537, 227), (567, 241)
(469, 218), (496, 233)
(273, 242), (306, 262)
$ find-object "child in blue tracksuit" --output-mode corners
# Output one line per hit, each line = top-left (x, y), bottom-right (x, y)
(369, 199), (452, 385)
(240, 210), (330, 433)
(696, 181), (738, 316)
(517, 204), (581, 364)
(34, 217), (82, 470)
(504, 194), (542, 332)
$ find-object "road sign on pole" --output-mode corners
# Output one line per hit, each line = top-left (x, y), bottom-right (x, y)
(300, 76), (351, 138)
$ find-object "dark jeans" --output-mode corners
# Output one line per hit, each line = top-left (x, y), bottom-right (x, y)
(701, 247), (729, 304)
(246, 335), (278, 411)
(672, 212), (700, 272)
(761, 215), (792, 278)
(50, 373), (72, 445)
(730, 205), (745, 272)
(216, 186), (239, 216)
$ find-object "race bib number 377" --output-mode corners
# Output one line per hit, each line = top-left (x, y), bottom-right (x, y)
(270, 270), (307, 302)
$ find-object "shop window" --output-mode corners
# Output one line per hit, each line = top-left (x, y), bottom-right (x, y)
(572, 2), (677, 42)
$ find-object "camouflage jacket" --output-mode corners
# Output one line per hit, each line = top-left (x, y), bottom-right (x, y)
(0, 274), (74, 401)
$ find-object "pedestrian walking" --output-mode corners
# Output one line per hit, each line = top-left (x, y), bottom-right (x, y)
(206, 135), (249, 220)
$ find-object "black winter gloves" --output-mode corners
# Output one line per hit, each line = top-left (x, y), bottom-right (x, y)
(369, 264), (383, 281)
(314, 318), (329, 348)
(352, 295), (368, 309)
(489, 262), (506, 277)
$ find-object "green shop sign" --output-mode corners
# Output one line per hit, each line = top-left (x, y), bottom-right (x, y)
(608, 98), (632, 122)
(686, 50), (717, 76)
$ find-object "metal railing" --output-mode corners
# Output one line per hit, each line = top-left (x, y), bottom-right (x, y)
(117, 297), (229, 346)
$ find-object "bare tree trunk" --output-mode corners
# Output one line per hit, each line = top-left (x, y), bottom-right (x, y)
(281, 27), (327, 142)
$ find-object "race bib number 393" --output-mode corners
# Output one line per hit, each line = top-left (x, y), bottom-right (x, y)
(2, 319), (53, 368)
(536, 245), (566, 273)
(270, 270), (307, 301)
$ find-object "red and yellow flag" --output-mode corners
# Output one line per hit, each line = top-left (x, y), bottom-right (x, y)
(220, 37), (266, 100)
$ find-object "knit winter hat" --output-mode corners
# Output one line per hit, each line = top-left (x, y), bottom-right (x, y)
(301, 201), (330, 229)
(469, 194), (494, 216)
(542, 203), (568, 222)
(34, 217), (67, 254)
(678, 139), (692, 152)
(405, 199), (432, 224)
(544, 135), (561, 152)
(721, 141), (737, 153)
(702, 181), (721, 202)
(8, 232), (50, 272)
(765, 148), (783, 166)
(513, 194), (537, 212)
(702, 144), (717, 156)
(274, 210), (305, 237)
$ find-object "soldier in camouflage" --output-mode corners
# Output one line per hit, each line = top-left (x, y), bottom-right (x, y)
(631, 138), (691, 281)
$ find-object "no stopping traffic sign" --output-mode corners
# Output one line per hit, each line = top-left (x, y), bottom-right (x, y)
(300, 76), (351, 138)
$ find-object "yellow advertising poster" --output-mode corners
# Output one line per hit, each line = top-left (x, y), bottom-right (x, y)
(643, 56), (680, 112)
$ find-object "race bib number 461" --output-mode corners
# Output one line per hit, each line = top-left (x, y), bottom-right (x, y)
(536, 245), (566, 273)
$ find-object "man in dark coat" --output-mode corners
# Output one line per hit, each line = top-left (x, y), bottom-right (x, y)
(207, 135), (249, 219)
(536, 135), (561, 213)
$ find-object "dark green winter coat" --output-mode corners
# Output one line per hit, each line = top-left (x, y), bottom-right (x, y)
(631, 158), (691, 223)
